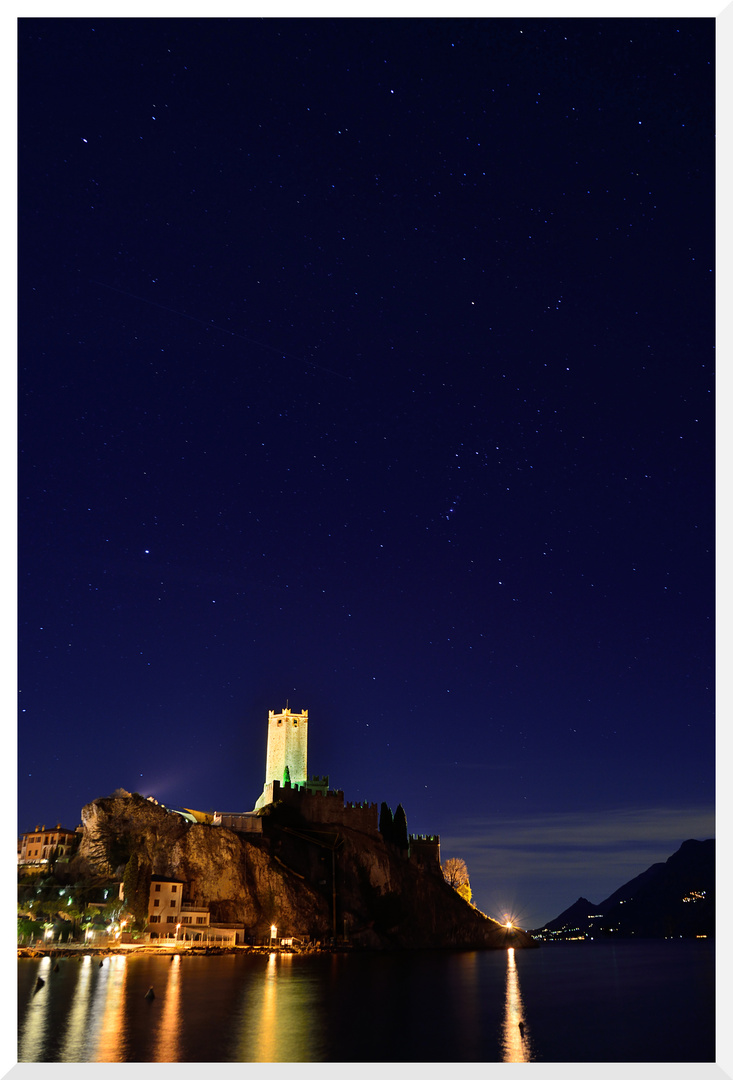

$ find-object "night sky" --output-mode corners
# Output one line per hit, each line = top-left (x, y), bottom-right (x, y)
(17, 16), (716, 930)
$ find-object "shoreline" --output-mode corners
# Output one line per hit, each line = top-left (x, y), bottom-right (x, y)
(17, 942), (334, 959)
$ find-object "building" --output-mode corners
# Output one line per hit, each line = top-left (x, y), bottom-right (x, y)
(147, 875), (184, 931)
(145, 875), (218, 939)
(18, 824), (78, 869)
(254, 705), (335, 811)
(254, 705), (309, 809)
(214, 811), (263, 832)
(179, 904), (211, 932)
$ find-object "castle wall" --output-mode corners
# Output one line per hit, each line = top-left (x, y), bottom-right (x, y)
(265, 781), (379, 833)
(264, 708), (308, 787)
(409, 834), (442, 872)
(217, 812), (263, 833)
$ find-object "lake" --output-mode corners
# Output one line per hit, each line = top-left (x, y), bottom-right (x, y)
(17, 939), (714, 1063)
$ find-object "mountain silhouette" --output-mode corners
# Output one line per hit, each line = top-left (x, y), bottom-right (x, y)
(534, 838), (714, 939)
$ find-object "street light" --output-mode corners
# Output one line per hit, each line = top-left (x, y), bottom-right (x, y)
(270, 924), (277, 945)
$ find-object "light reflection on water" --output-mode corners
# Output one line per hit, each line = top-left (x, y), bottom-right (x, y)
(18, 955), (52, 1062)
(18, 940), (711, 1062)
(59, 955), (93, 1061)
(154, 955), (181, 1062)
(252, 952), (279, 1061)
(233, 951), (319, 1062)
(94, 955), (128, 1062)
(502, 947), (533, 1062)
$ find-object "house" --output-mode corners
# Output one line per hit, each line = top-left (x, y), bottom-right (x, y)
(146, 875), (185, 934)
(18, 824), (78, 869)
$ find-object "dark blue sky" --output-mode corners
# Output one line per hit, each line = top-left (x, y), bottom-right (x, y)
(17, 16), (715, 929)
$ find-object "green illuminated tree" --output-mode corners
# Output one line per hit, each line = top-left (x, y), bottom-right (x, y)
(283, 765), (291, 785)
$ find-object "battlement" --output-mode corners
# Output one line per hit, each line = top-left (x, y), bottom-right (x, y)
(261, 705), (308, 796)
(269, 706), (308, 725)
(259, 780), (379, 833)
(409, 832), (442, 872)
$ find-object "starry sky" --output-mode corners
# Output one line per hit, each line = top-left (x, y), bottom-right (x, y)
(17, 16), (716, 929)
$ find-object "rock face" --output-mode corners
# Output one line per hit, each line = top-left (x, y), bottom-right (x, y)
(78, 792), (537, 950)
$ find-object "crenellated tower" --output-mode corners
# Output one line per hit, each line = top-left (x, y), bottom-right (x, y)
(265, 706), (308, 786)
(254, 706), (309, 810)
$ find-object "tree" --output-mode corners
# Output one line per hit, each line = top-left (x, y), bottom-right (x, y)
(379, 802), (394, 841)
(393, 804), (409, 851)
(457, 881), (473, 904)
(121, 855), (151, 930)
(283, 764), (291, 785)
(443, 857), (470, 889)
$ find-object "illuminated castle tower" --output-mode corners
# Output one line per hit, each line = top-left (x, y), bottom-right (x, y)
(253, 706), (311, 811)
(264, 706), (308, 787)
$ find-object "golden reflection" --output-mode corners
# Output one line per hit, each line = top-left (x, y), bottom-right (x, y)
(59, 955), (94, 1060)
(233, 951), (316, 1061)
(93, 955), (128, 1061)
(18, 956), (52, 1061)
(253, 952), (279, 1061)
(502, 947), (533, 1062)
(154, 954), (182, 1061)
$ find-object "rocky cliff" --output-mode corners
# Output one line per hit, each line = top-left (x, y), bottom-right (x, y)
(77, 791), (536, 950)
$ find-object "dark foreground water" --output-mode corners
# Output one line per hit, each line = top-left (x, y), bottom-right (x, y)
(17, 939), (714, 1063)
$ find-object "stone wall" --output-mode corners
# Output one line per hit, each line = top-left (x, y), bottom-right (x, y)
(409, 833), (442, 873)
(217, 812), (263, 833)
(266, 780), (379, 833)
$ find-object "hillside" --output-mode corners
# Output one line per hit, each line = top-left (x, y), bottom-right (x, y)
(75, 791), (537, 950)
(533, 838), (714, 940)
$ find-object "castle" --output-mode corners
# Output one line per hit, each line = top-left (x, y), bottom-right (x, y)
(253, 707), (324, 809)
(250, 705), (441, 869)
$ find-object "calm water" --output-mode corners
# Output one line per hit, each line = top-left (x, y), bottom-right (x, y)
(17, 940), (714, 1063)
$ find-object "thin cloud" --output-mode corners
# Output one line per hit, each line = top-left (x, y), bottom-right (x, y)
(440, 805), (715, 882)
